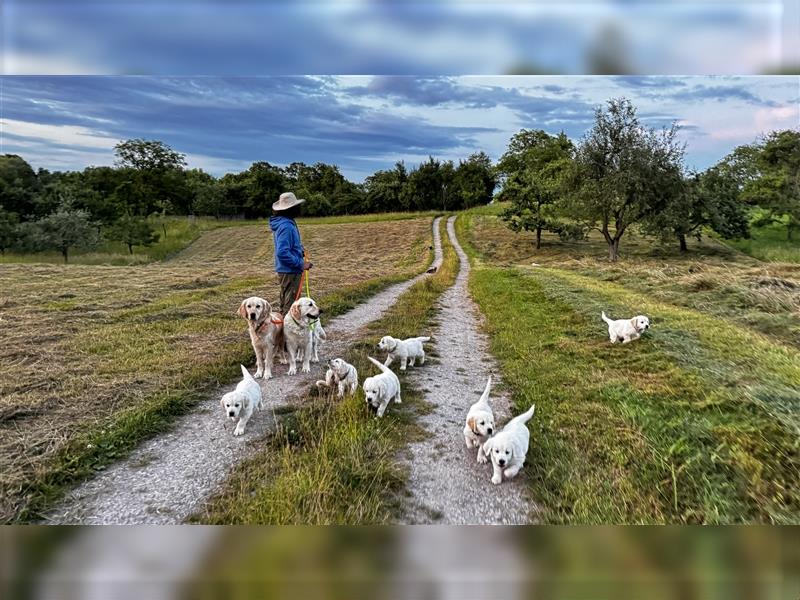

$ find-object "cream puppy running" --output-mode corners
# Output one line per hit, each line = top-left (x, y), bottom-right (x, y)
(362, 356), (401, 417)
(316, 357), (358, 398)
(378, 335), (430, 371)
(482, 404), (536, 485)
(601, 311), (650, 344)
(220, 365), (263, 437)
(463, 376), (495, 463)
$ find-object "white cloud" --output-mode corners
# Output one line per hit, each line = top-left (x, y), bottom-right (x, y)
(1, 118), (118, 150)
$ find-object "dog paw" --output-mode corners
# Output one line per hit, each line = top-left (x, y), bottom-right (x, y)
(477, 453), (487, 464)
(234, 425), (245, 436)
(301, 365), (310, 373)
(254, 370), (263, 379)
(288, 367), (297, 375)
(491, 474), (502, 485)
(264, 372), (273, 380)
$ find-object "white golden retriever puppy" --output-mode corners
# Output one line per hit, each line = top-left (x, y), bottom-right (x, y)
(362, 356), (401, 417)
(463, 376), (495, 463)
(601, 311), (650, 344)
(220, 365), (263, 436)
(316, 357), (358, 398)
(378, 335), (430, 371)
(482, 404), (536, 485)
(239, 296), (284, 379)
(283, 297), (322, 375)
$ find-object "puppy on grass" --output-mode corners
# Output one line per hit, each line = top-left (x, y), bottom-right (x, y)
(362, 356), (401, 418)
(463, 376), (495, 463)
(601, 311), (650, 344)
(316, 358), (358, 399)
(220, 365), (263, 437)
(482, 404), (536, 485)
(378, 335), (430, 371)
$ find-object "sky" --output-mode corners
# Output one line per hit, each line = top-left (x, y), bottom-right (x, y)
(1, 76), (798, 182)
(2, 1), (798, 75)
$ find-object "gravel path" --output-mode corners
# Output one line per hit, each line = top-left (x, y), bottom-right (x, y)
(42, 218), (442, 525)
(399, 216), (535, 524)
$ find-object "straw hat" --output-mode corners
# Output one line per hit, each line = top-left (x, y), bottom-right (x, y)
(272, 191), (306, 211)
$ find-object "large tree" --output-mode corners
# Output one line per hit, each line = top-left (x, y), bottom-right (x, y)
(114, 139), (187, 216)
(565, 98), (685, 261)
(107, 215), (160, 254)
(452, 152), (496, 210)
(742, 129), (800, 240)
(0, 154), (40, 218)
(29, 206), (100, 263)
(642, 166), (749, 251)
(498, 130), (575, 249)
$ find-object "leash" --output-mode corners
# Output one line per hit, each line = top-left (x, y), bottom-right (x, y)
(292, 252), (317, 331)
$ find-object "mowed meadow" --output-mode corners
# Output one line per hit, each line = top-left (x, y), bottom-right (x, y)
(0, 215), (434, 522)
(460, 206), (800, 524)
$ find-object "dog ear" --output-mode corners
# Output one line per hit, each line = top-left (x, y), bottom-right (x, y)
(467, 416), (477, 434)
(482, 437), (493, 456)
(290, 302), (301, 321)
(630, 317), (639, 331)
(238, 300), (247, 319)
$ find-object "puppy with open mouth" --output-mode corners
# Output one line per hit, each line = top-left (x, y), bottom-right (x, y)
(601, 311), (650, 344)
(283, 296), (323, 375)
(316, 357), (358, 399)
(238, 296), (284, 379)
(220, 365), (264, 436)
(482, 404), (536, 485)
(464, 376), (495, 463)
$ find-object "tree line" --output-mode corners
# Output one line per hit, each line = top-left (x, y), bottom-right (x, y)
(0, 139), (494, 261)
(499, 98), (799, 260)
(0, 97), (797, 261)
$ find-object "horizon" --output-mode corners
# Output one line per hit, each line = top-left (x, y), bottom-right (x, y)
(1, 75), (798, 183)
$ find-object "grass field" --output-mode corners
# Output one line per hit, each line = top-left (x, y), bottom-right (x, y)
(0, 216), (434, 523)
(195, 218), (459, 524)
(459, 211), (800, 524)
(723, 212), (800, 263)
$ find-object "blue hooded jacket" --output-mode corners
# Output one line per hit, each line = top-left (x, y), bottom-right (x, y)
(269, 216), (305, 273)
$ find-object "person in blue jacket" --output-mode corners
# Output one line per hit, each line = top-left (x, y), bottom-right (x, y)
(269, 191), (313, 316)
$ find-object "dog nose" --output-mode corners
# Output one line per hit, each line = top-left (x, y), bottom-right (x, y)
(228, 412), (235, 417)
(487, 428), (493, 434)
(249, 313), (256, 320)
(498, 459), (506, 466)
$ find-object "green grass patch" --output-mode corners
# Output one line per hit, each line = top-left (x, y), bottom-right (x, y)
(460, 213), (800, 524)
(724, 214), (800, 263)
(194, 218), (460, 524)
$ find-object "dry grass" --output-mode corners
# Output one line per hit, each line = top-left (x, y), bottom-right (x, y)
(468, 214), (800, 347)
(0, 217), (432, 522)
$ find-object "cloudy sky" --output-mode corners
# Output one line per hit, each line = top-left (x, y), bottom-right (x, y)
(2, 1), (798, 75)
(1, 76), (798, 181)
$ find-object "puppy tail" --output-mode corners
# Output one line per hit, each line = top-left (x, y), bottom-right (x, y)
(516, 404), (536, 425)
(367, 356), (392, 374)
(315, 380), (330, 389)
(479, 376), (492, 404)
(601, 311), (612, 324)
(416, 336), (431, 343)
(240, 364), (255, 382)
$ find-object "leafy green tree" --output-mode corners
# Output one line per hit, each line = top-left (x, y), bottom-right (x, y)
(0, 208), (19, 254)
(565, 98), (685, 261)
(114, 139), (187, 216)
(0, 154), (40, 218)
(742, 129), (800, 240)
(498, 130), (575, 249)
(364, 162), (408, 212)
(452, 152), (496, 210)
(30, 206), (100, 262)
(107, 215), (160, 254)
(642, 167), (749, 251)
(185, 169), (224, 217)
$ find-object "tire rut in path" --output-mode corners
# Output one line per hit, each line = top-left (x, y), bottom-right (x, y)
(42, 218), (443, 525)
(399, 216), (535, 524)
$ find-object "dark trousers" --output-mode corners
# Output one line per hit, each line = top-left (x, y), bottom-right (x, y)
(278, 272), (304, 316)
